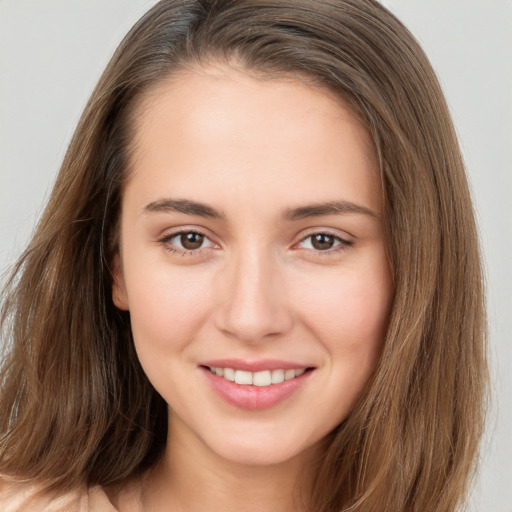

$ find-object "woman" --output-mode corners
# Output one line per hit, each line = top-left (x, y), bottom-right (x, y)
(0, 1), (487, 511)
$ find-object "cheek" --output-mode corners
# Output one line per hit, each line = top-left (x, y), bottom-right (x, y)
(124, 261), (214, 354)
(293, 257), (392, 363)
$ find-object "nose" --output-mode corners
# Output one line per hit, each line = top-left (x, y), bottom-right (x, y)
(213, 246), (293, 344)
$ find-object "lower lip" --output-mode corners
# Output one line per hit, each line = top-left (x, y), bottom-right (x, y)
(201, 367), (312, 411)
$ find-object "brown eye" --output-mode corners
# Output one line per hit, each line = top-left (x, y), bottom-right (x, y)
(311, 233), (336, 250)
(180, 232), (205, 250)
(297, 232), (350, 253)
(162, 230), (216, 255)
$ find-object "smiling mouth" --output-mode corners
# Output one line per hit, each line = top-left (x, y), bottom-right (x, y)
(201, 363), (315, 410)
(204, 366), (312, 386)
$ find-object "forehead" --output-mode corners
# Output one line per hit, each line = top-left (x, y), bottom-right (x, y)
(125, 64), (381, 215)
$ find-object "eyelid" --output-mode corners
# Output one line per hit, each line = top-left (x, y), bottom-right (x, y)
(293, 228), (354, 252)
(158, 227), (219, 254)
(157, 226), (353, 256)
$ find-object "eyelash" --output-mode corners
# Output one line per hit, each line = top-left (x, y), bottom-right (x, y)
(298, 232), (353, 254)
(159, 230), (216, 256)
(158, 230), (353, 256)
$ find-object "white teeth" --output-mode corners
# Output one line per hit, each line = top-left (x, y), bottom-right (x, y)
(271, 369), (285, 384)
(223, 367), (235, 381)
(284, 369), (296, 381)
(234, 370), (253, 385)
(208, 366), (307, 386)
(253, 370), (272, 387)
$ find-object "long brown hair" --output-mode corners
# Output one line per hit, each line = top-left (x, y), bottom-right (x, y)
(0, 1), (487, 510)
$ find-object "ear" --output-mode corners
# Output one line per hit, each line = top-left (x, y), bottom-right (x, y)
(111, 253), (129, 311)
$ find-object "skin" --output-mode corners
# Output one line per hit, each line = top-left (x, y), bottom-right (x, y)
(111, 64), (392, 511)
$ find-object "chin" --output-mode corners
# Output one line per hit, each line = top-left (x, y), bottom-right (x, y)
(200, 425), (324, 468)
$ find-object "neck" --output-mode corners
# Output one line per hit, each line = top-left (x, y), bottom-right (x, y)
(137, 414), (319, 512)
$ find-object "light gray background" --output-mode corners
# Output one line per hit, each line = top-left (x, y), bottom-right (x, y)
(1, 1), (511, 510)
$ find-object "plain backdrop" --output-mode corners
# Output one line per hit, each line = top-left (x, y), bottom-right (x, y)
(1, 1), (511, 510)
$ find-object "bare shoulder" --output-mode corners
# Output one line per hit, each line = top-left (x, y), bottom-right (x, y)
(0, 475), (117, 512)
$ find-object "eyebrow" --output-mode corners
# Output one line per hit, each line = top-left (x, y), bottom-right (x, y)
(143, 198), (377, 221)
(283, 200), (378, 221)
(144, 199), (225, 219)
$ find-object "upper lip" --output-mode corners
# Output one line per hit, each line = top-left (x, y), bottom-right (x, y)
(200, 359), (312, 372)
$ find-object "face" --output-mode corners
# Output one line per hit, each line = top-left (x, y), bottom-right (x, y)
(113, 65), (392, 467)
